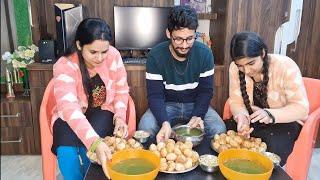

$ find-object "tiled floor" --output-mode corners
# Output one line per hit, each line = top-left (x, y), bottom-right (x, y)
(308, 148), (320, 180)
(1, 148), (319, 180)
(0, 155), (62, 180)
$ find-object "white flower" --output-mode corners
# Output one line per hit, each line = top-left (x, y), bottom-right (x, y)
(30, 44), (39, 51)
(16, 50), (26, 59)
(24, 49), (35, 58)
(17, 46), (26, 51)
(2, 52), (12, 61)
(3, 44), (38, 67)
(12, 59), (27, 68)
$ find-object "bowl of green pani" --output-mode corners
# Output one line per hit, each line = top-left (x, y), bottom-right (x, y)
(106, 149), (160, 180)
(218, 149), (273, 180)
(172, 125), (204, 146)
(199, 154), (219, 173)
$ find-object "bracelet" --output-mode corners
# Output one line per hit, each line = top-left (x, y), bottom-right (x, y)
(113, 116), (123, 125)
(264, 109), (275, 124)
(113, 116), (119, 125)
(234, 113), (249, 122)
(89, 138), (104, 153)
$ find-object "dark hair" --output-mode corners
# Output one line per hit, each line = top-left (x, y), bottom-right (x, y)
(66, 18), (112, 104)
(167, 5), (198, 33)
(230, 32), (270, 114)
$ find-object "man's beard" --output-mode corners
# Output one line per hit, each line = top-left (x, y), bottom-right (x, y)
(171, 45), (190, 58)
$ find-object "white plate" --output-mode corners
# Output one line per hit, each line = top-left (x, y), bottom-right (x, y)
(160, 162), (199, 174)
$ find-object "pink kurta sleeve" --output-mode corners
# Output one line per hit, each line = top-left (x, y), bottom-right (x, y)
(53, 57), (99, 149)
(266, 58), (309, 123)
(112, 53), (130, 122)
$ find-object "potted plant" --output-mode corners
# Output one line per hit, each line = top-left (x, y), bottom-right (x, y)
(2, 44), (38, 96)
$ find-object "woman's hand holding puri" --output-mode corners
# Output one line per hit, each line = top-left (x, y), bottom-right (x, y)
(113, 117), (128, 138)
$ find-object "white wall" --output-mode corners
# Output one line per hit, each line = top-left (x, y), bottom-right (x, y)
(1, 0), (17, 76)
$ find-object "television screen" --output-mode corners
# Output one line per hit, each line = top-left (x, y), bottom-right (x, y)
(114, 6), (171, 50)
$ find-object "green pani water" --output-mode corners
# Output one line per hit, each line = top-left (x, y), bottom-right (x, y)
(112, 158), (155, 175)
(176, 128), (202, 137)
(224, 159), (267, 174)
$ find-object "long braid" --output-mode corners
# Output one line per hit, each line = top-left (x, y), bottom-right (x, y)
(260, 53), (270, 108)
(239, 71), (253, 114)
(77, 51), (92, 106)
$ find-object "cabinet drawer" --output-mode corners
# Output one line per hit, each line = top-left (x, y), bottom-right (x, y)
(1, 127), (35, 154)
(0, 100), (32, 127)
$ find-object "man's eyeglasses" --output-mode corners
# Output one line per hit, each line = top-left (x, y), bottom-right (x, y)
(171, 35), (196, 45)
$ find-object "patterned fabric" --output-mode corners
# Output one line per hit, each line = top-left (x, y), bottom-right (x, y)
(253, 81), (265, 108)
(89, 74), (106, 108)
(229, 54), (309, 124)
(52, 46), (129, 149)
(146, 41), (215, 125)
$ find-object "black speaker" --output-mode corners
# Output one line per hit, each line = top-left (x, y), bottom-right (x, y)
(38, 40), (56, 64)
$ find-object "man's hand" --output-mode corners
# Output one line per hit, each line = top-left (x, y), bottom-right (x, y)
(187, 116), (204, 129)
(250, 106), (273, 124)
(113, 117), (128, 138)
(156, 121), (172, 143)
(235, 113), (253, 138)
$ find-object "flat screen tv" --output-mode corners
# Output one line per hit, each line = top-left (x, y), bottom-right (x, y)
(114, 6), (171, 50)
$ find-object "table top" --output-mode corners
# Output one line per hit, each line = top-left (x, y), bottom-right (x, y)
(84, 138), (292, 180)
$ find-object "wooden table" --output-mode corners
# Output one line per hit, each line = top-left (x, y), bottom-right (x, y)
(84, 138), (292, 180)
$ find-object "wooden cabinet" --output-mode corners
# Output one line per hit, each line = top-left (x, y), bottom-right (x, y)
(0, 96), (36, 154)
(28, 63), (53, 154)
(126, 65), (148, 119)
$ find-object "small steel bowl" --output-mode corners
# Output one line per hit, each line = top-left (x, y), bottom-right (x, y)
(172, 125), (204, 147)
(263, 152), (281, 166)
(133, 130), (150, 143)
(199, 154), (219, 173)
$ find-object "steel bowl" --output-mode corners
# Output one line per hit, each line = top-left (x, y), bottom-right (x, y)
(172, 125), (204, 147)
(263, 152), (281, 166)
(133, 130), (150, 143)
(199, 154), (219, 173)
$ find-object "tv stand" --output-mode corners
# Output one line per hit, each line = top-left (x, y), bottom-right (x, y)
(119, 49), (149, 64)
(122, 57), (147, 64)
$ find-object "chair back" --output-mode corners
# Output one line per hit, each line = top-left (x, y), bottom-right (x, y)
(286, 77), (320, 180)
(39, 79), (57, 180)
(222, 99), (232, 120)
(302, 77), (320, 114)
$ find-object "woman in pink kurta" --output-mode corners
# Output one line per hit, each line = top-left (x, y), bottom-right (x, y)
(227, 32), (309, 166)
(51, 18), (130, 179)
